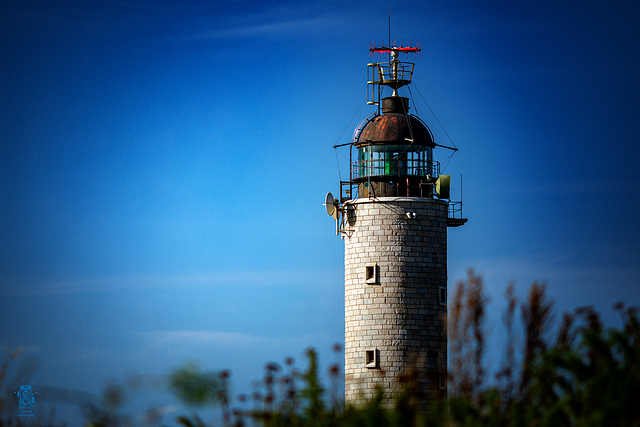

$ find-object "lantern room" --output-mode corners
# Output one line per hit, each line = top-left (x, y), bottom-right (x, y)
(353, 96), (438, 198)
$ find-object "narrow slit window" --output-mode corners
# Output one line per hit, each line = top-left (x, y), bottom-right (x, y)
(439, 372), (447, 390)
(365, 348), (379, 369)
(365, 265), (374, 281)
(365, 263), (378, 284)
(438, 286), (447, 306)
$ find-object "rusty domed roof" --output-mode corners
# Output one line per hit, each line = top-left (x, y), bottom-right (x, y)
(356, 96), (434, 148)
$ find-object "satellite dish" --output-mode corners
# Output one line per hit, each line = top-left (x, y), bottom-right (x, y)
(325, 192), (336, 216)
(435, 175), (450, 199)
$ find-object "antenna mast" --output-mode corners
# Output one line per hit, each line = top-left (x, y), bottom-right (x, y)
(388, 8), (391, 63)
(367, 40), (420, 106)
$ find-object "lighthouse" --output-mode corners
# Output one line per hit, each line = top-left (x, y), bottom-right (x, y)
(326, 43), (466, 411)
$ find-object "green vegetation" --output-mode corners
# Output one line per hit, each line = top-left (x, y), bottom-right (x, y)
(445, 271), (640, 426)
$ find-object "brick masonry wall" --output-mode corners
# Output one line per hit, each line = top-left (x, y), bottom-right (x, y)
(344, 197), (448, 410)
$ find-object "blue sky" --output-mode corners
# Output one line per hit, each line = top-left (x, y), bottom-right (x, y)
(1, 0), (639, 423)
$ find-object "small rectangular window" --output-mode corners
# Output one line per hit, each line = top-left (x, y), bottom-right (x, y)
(365, 263), (378, 284)
(439, 373), (447, 390)
(365, 265), (374, 280)
(365, 348), (379, 369)
(438, 286), (447, 306)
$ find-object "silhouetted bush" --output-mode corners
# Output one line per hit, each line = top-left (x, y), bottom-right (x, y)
(443, 271), (640, 427)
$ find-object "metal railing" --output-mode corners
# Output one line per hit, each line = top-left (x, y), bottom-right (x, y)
(352, 159), (440, 180)
(448, 201), (464, 219)
(367, 61), (415, 105)
(379, 61), (414, 84)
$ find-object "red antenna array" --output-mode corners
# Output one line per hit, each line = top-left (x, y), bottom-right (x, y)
(369, 41), (421, 59)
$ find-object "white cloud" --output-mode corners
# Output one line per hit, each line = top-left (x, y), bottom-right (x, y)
(121, 329), (337, 377)
(449, 243), (640, 321)
(191, 14), (341, 40)
(8, 0), (345, 43)
(140, 329), (334, 351)
(144, 330), (266, 348)
(0, 344), (42, 356)
(454, 244), (639, 284)
(500, 177), (640, 197)
(1, 269), (317, 296)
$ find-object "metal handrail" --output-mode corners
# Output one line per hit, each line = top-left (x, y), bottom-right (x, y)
(376, 61), (414, 84)
(448, 201), (464, 219)
(352, 159), (440, 179)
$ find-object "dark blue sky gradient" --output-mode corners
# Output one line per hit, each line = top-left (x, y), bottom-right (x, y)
(1, 0), (639, 423)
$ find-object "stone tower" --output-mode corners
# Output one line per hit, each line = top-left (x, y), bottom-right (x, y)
(326, 44), (466, 411)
